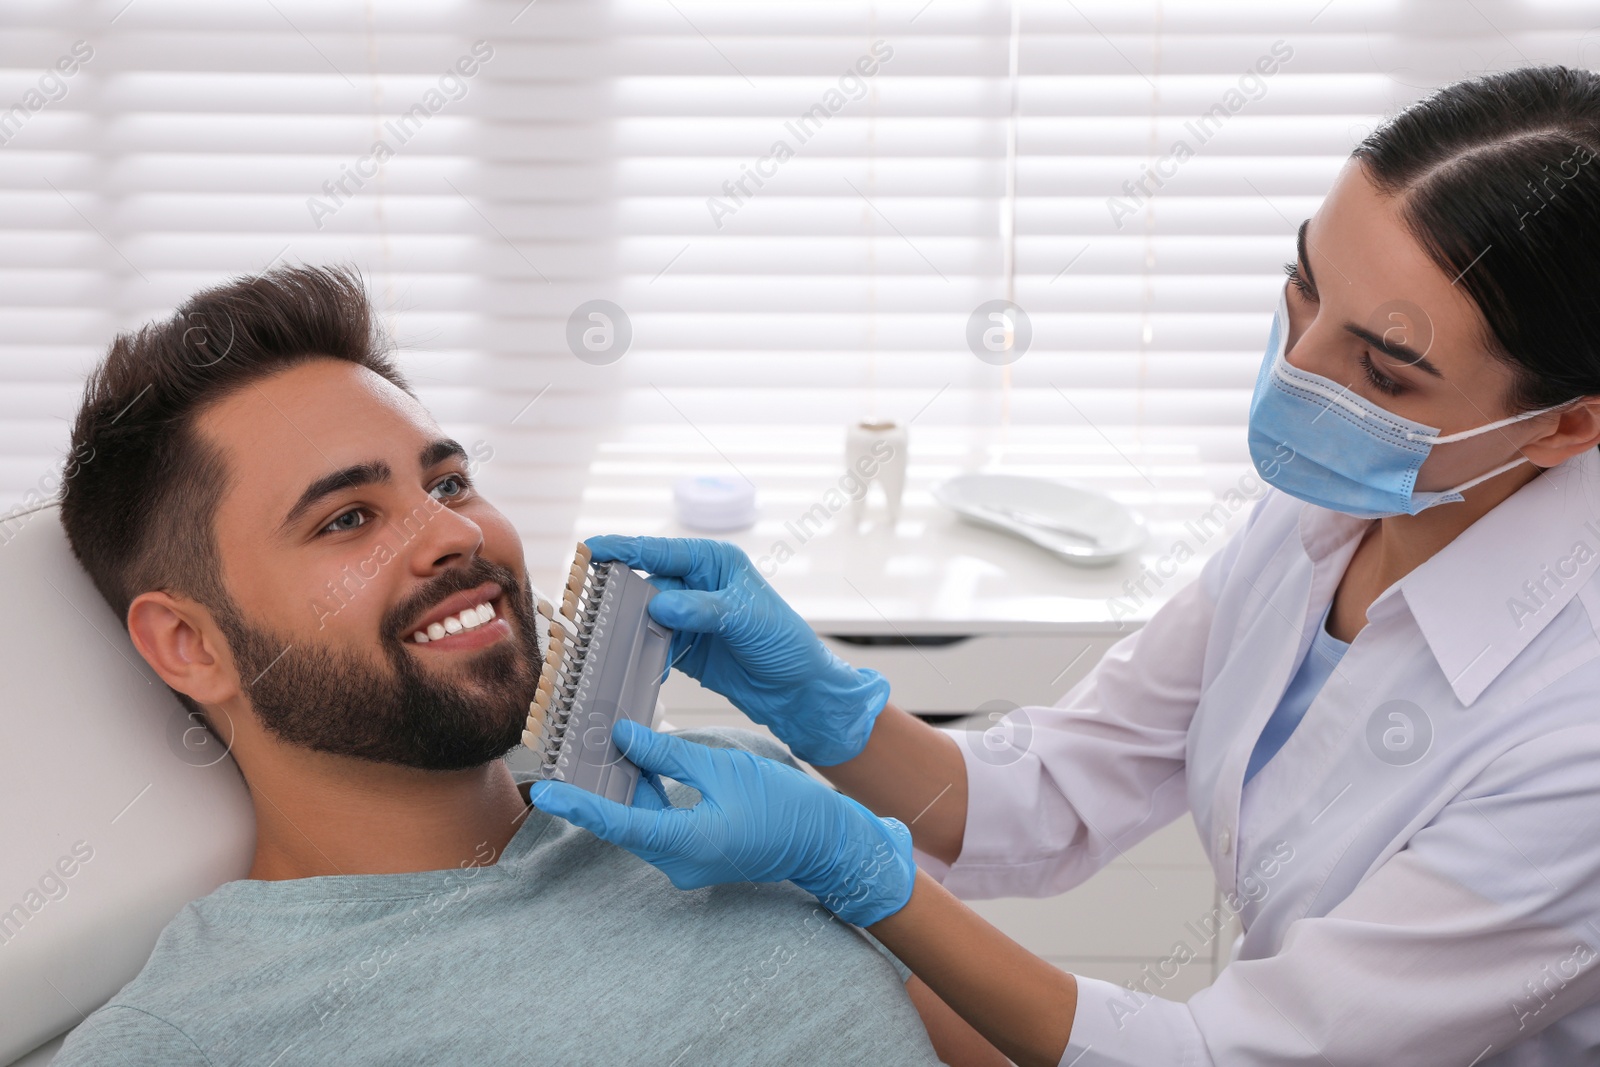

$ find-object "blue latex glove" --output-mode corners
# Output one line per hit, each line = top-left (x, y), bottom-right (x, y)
(585, 535), (890, 766)
(531, 719), (917, 927)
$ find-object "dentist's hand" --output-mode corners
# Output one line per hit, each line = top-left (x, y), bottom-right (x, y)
(531, 720), (916, 927)
(585, 534), (890, 766)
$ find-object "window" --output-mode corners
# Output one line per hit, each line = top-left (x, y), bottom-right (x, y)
(1, 0), (1588, 569)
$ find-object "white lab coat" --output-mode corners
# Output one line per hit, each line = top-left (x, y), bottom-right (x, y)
(936, 448), (1600, 1065)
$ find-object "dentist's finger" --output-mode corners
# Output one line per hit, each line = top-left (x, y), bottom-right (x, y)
(631, 769), (672, 811)
(643, 574), (688, 595)
(529, 779), (663, 850)
(584, 534), (706, 578)
(611, 720), (728, 794)
(582, 534), (643, 566)
(646, 588), (737, 633)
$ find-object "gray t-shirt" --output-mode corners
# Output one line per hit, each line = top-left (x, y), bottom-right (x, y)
(51, 728), (942, 1066)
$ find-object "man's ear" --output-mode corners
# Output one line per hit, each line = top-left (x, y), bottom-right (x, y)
(126, 590), (241, 708)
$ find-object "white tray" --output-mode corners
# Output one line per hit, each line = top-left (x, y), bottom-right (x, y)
(932, 472), (1147, 567)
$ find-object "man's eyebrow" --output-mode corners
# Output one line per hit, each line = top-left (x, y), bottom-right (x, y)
(1343, 322), (1445, 378)
(420, 437), (468, 469)
(279, 438), (469, 534)
(1296, 218), (1317, 293)
(280, 461), (391, 534)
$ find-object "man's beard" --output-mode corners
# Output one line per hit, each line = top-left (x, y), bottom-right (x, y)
(215, 558), (545, 772)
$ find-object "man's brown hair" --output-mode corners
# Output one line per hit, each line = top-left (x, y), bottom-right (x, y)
(59, 266), (413, 712)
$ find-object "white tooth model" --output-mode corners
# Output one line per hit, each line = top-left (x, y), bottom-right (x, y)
(846, 418), (909, 526)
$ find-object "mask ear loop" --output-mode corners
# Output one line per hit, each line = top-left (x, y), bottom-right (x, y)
(1440, 454), (1537, 495)
(1411, 398), (1582, 495)
(1405, 398), (1575, 445)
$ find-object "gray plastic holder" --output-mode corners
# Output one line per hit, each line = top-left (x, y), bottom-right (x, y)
(537, 560), (672, 804)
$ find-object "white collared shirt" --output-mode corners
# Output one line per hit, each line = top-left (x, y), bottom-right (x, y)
(938, 448), (1600, 1065)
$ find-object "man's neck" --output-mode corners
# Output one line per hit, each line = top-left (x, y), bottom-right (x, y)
(242, 750), (533, 881)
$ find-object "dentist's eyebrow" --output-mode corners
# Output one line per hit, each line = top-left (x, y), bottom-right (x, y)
(279, 438), (468, 533)
(1297, 216), (1445, 379)
(1343, 322), (1445, 378)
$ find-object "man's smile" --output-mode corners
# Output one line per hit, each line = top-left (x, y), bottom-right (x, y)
(405, 582), (513, 652)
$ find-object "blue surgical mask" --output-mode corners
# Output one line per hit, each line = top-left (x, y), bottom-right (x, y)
(1248, 286), (1566, 519)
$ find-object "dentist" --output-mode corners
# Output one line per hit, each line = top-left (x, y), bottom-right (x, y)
(532, 65), (1600, 1066)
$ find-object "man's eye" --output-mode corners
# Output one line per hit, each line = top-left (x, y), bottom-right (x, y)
(320, 508), (368, 536)
(431, 473), (472, 501)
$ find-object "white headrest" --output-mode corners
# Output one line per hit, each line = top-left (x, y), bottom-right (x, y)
(0, 502), (254, 1062)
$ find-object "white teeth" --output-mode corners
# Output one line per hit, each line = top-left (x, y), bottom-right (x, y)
(415, 601), (495, 645)
(452, 602), (494, 630)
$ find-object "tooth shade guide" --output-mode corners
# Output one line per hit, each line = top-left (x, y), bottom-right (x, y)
(522, 540), (672, 802)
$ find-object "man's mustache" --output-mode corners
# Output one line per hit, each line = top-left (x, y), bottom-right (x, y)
(383, 558), (525, 643)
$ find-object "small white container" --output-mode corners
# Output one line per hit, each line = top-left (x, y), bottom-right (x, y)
(673, 474), (758, 532)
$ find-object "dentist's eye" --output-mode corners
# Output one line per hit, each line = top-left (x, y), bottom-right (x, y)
(320, 508), (369, 536)
(1283, 261), (1316, 301)
(1359, 353), (1404, 397)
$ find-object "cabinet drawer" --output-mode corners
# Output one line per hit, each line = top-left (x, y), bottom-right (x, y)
(661, 631), (1129, 717)
(820, 632), (1123, 714)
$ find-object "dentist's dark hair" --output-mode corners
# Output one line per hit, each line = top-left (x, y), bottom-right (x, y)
(1352, 64), (1600, 413)
(59, 265), (412, 718)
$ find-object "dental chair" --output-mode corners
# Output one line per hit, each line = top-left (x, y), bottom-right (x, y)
(0, 501), (255, 1065)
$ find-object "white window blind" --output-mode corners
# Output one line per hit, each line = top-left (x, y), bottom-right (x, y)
(1, 0), (1593, 574)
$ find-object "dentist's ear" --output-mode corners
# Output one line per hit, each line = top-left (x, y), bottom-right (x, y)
(1519, 395), (1600, 468)
(126, 591), (241, 708)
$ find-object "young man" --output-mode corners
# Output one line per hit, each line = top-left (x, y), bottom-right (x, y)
(50, 266), (1002, 1065)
